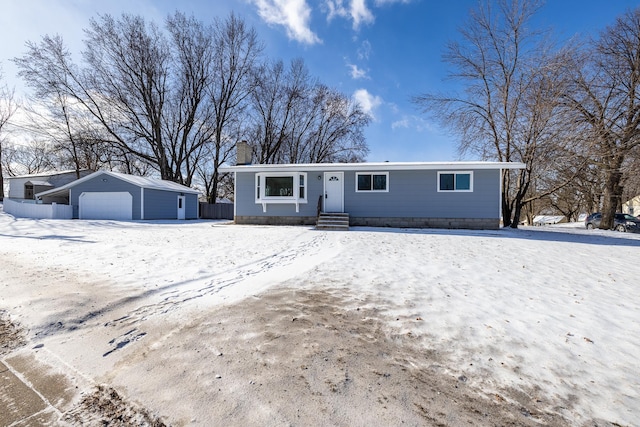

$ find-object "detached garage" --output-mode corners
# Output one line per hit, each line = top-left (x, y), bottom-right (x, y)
(35, 170), (199, 220)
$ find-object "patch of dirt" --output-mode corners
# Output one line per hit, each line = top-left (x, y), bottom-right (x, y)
(64, 385), (167, 427)
(0, 310), (26, 355)
(114, 287), (583, 426)
(218, 287), (574, 426)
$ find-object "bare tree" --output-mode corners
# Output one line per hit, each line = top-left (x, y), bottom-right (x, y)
(562, 7), (640, 229)
(250, 59), (309, 164)
(0, 67), (17, 200)
(13, 12), (244, 189)
(198, 13), (263, 203)
(1, 140), (56, 176)
(250, 58), (369, 165)
(413, 0), (580, 228)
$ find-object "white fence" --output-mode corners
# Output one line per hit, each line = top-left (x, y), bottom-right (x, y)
(3, 198), (73, 219)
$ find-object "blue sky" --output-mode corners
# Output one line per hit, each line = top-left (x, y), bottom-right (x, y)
(1, 0), (638, 162)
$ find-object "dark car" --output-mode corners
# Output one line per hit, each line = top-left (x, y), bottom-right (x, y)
(585, 212), (640, 232)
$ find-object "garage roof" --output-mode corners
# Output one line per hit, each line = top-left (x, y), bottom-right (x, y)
(35, 170), (200, 199)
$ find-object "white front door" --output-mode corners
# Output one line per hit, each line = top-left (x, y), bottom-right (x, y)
(324, 172), (344, 213)
(177, 196), (186, 220)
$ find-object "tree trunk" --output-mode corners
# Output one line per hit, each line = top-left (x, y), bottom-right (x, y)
(0, 145), (4, 201)
(501, 171), (512, 228)
(599, 158), (624, 230)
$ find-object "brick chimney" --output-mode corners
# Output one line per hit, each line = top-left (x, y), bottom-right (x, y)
(236, 141), (252, 165)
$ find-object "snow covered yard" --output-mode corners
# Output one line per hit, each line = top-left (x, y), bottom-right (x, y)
(1, 209), (638, 426)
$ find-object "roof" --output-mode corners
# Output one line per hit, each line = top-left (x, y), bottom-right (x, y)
(25, 180), (54, 187)
(220, 161), (526, 173)
(8, 169), (91, 179)
(533, 215), (565, 224)
(35, 170), (200, 199)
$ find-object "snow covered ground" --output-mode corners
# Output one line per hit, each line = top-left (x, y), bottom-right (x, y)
(1, 208), (638, 426)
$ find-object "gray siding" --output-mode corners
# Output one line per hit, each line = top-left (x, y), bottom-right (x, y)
(345, 169), (499, 219)
(235, 168), (500, 220)
(69, 176), (142, 219)
(142, 189), (199, 220)
(186, 194), (199, 219)
(235, 172), (324, 217)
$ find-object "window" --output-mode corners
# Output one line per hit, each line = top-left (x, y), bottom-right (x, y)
(356, 172), (389, 192)
(255, 172), (308, 212)
(265, 176), (294, 196)
(438, 171), (473, 192)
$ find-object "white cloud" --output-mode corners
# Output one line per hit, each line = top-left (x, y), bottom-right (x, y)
(391, 118), (409, 129)
(325, 0), (374, 30)
(391, 115), (436, 132)
(347, 63), (369, 79)
(252, 0), (321, 45)
(357, 40), (372, 60)
(353, 88), (382, 119)
(350, 0), (375, 29)
(374, 0), (413, 5)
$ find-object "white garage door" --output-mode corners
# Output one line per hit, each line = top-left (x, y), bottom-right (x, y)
(79, 192), (133, 220)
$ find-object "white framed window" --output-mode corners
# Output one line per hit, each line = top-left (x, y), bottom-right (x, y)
(356, 172), (389, 192)
(437, 171), (473, 192)
(255, 172), (307, 212)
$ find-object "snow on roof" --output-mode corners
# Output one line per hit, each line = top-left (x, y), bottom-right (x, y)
(533, 215), (565, 224)
(8, 169), (90, 179)
(25, 180), (54, 186)
(35, 170), (200, 198)
(220, 161), (526, 172)
(105, 171), (200, 194)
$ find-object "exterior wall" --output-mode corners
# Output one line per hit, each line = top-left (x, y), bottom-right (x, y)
(623, 195), (640, 216)
(350, 217), (499, 230)
(142, 189), (199, 220)
(233, 168), (501, 229)
(234, 171), (324, 218)
(8, 177), (31, 199)
(186, 193), (199, 219)
(343, 169), (499, 219)
(8, 170), (92, 199)
(68, 176), (142, 219)
(235, 215), (317, 226)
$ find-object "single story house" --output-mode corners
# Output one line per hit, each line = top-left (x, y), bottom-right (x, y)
(623, 195), (640, 217)
(220, 161), (526, 230)
(35, 170), (200, 220)
(7, 169), (93, 200)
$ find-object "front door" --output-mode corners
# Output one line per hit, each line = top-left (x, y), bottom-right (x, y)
(324, 172), (344, 213)
(177, 196), (186, 220)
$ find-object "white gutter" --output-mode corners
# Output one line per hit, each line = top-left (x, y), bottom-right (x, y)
(220, 161), (526, 173)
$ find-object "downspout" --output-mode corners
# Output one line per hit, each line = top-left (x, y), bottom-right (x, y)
(141, 187), (145, 220)
(499, 169), (503, 227)
(233, 172), (237, 219)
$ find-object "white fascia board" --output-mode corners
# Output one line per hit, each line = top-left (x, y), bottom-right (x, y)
(220, 161), (526, 173)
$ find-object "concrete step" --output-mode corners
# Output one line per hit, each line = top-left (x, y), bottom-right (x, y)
(316, 213), (349, 230)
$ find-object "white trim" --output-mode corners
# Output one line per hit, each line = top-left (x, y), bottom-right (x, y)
(437, 171), (473, 192)
(140, 187), (145, 220)
(355, 171), (389, 192)
(221, 161), (526, 173)
(255, 171), (308, 213)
